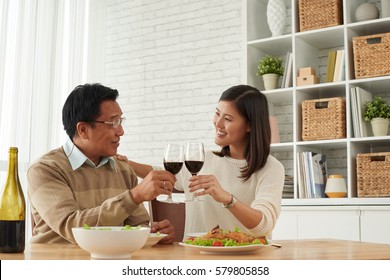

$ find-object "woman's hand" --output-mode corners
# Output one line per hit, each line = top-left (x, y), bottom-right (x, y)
(115, 154), (129, 162)
(188, 175), (232, 205)
(151, 219), (175, 244)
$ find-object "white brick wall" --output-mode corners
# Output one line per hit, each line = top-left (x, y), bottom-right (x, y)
(103, 0), (244, 166)
(101, 0), (359, 175)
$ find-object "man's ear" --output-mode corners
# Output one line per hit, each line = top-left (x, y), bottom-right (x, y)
(76, 122), (90, 140)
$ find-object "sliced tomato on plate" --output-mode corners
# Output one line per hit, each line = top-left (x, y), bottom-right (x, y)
(212, 240), (224, 246)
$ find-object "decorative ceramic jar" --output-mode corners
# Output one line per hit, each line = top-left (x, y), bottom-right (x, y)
(325, 175), (347, 198)
(267, 0), (286, 37)
(355, 3), (379, 22)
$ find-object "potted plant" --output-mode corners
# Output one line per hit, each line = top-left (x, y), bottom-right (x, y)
(256, 55), (284, 90)
(363, 96), (390, 136)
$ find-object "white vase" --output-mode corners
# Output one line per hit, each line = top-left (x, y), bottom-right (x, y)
(371, 118), (389, 136)
(355, 3), (379, 22)
(267, 0), (286, 37)
(382, 0), (390, 18)
(262, 73), (280, 90)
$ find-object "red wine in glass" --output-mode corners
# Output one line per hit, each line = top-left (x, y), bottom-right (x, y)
(184, 143), (205, 201)
(163, 144), (184, 203)
(184, 161), (204, 175)
(164, 162), (184, 175)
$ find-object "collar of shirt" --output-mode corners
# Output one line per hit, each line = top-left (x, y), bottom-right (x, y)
(63, 137), (116, 171)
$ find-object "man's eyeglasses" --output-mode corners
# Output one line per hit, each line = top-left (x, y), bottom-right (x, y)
(87, 117), (125, 128)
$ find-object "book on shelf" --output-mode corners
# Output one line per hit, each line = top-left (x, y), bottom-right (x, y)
(297, 152), (327, 198)
(284, 52), (293, 88)
(338, 49), (345, 81)
(312, 153), (327, 198)
(282, 175), (294, 199)
(333, 49), (344, 82)
(350, 87), (360, 137)
(350, 86), (373, 137)
(325, 50), (337, 83)
(302, 152), (313, 198)
(356, 87), (373, 137)
(282, 186), (294, 199)
(281, 52), (290, 88)
(297, 152), (305, 199)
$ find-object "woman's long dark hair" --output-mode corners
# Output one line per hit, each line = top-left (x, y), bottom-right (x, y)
(214, 85), (271, 181)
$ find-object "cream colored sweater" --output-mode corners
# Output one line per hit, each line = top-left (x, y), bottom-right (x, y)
(175, 151), (285, 237)
(27, 147), (150, 244)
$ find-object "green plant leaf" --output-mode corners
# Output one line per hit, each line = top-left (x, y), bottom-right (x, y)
(256, 55), (284, 76)
(363, 96), (390, 121)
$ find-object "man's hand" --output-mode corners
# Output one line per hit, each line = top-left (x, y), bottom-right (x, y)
(130, 170), (176, 204)
(151, 219), (175, 244)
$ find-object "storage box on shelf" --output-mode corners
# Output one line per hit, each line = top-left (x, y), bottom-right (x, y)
(357, 152), (390, 197)
(297, 75), (319, 86)
(353, 32), (390, 79)
(296, 67), (320, 86)
(298, 0), (343, 32)
(302, 97), (346, 141)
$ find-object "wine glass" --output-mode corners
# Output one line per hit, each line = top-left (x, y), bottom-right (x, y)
(184, 142), (205, 201)
(163, 144), (184, 203)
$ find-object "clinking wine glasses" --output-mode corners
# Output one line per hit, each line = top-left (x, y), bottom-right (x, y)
(184, 142), (205, 201)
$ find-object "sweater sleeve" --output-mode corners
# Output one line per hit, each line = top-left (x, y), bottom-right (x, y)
(249, 157), (285, 237)
(28, 159), (149, 244)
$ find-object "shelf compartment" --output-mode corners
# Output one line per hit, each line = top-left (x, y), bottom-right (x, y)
(296, 145), (348, 199)
(247, 45), (292, 91)
(268, 92), (294, 144)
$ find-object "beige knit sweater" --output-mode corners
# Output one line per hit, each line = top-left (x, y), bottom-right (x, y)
(27, 147), (149, 244)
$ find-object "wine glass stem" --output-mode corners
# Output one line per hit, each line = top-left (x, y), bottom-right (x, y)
(191, 174), (198, 201)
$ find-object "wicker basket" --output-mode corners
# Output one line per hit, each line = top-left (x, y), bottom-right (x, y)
(299, 0), (343, 32)
(353, 32), (390, 79)
(302, 97), (346, 141)
(357, 152), (390, 197)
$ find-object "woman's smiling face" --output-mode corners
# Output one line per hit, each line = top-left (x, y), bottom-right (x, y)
(213, 100), (251, 158)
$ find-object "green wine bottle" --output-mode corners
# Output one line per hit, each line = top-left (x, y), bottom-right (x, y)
(0, 147), (26, 253)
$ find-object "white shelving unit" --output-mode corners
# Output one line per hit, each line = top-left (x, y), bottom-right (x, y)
(244, 0), (390, 243)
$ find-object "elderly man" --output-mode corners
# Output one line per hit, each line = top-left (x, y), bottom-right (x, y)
(28, 83), (175, 244)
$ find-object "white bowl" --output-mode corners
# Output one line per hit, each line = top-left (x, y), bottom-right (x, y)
(143, 233), (168, 248)
(72, 226), (150, 259)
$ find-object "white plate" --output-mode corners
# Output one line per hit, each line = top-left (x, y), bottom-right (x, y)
(143, 233), (168, 248)
(184, 232), (207, 238)
(179, 242), (270, 254)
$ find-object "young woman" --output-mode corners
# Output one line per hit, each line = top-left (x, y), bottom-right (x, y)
(121, 84), (285, 238)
